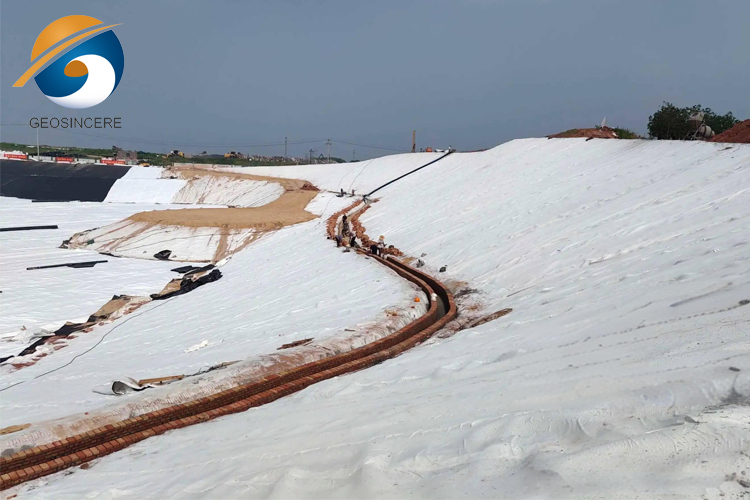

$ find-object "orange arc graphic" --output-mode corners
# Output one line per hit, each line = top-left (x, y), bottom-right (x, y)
(31, 15), (103, 62)
(13, 24), (121, 88)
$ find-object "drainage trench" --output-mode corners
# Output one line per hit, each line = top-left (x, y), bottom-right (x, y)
(0, 173), (459, 490)
(0, 251), (456, 491)
(436, 296), (447, 320)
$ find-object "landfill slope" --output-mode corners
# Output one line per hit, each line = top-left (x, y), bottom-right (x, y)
(0, 193), (419, 434)
(7, 139), (750, 499)
(0, 198), (183, 337)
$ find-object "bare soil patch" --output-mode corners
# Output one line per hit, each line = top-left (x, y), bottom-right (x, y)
(129, 166), (320, 229)
(710, 120), (750, 143)
(128, 190), (319, 229)
(166, 165), (312, 191)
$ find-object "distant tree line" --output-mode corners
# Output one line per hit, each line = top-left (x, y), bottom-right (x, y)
(648, 102), (740, 140)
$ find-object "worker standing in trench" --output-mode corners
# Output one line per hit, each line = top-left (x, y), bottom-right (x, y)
(377, 235), (386, 255)
(336, 215), (351, 247)
(370, 234), (387, 257)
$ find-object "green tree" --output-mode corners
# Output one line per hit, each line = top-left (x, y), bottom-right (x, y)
(648, 102), (691, 140)
(612, 127), (640, 139)
(693, 106), (740, 135)
(648, 102), (740, 139)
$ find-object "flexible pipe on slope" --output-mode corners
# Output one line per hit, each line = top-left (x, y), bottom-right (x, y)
(0, 254), (457, 490)
(366, 151), (452, 197)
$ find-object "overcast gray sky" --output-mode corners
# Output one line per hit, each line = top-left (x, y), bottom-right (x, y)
(2, 0), (748, 159)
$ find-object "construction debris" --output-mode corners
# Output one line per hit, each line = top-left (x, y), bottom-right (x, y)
(171, 264), (214, 274)
(467, 308), (513, 329)
(94, 361), (239, 396)
(26, 260), (107, 270)
(0, 225), (58, 232)
(151, 269), (222, 300)
(93, 377), (155, 396)
(51, 321), (92, 337)
(184, 264), (215, 276)
(0, 423), (31, 436)
(137, 375), (185, 386)
(454, 287), (480, 299)
(154, 249), (172, 260)
(6, 295), (150, 363)
(278, 338), (314, 350)
(5, 266), (223, 367)
(88, 295), (147, 322)
(171, 265), (199, 274)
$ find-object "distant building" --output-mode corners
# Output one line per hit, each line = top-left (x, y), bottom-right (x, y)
(115, 149), (137, 161)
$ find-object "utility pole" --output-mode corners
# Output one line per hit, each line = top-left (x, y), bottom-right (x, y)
(309, 148), (314, 164)
(326, 138), (332, 163)
(352, 150), (356, 162)
(36, 128), (40, 159)
(284, 136), (288, 158)
(412, 130), (416, 153)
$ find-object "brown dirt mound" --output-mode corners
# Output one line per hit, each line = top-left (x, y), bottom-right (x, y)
(710, 120), (750, 143)
(548, 127), (618, 139)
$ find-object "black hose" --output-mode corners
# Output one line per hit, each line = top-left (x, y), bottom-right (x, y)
(0, 225), (59, 232)
(366, 151), (452, 197)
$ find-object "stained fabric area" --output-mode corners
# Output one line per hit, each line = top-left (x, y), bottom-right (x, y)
(1, 267), (223, 365)
(3, 295), (149, 363)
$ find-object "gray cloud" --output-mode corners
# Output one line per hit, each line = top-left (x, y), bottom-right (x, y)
(2, 0), (748, 159)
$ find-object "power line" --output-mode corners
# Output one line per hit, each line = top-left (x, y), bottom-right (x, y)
(50, 129), (327, 149)
(330, 138), (409, 152)
(1, 125), (411, 154)
(1, 125), (326, 149)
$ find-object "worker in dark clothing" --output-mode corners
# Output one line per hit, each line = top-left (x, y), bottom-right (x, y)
(342, 215), (350, 235)
(336, 215), (350, 238)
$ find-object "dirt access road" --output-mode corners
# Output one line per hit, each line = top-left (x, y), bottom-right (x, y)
(128, 167), (320, 230)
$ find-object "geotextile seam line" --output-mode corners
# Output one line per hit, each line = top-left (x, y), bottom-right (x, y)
(0, 254), (457, 490)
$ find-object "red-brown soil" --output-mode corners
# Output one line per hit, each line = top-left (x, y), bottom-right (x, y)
(710, 120), (750, 143)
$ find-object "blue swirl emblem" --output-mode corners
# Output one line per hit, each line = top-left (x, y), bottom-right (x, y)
(13, 15), (124, 109)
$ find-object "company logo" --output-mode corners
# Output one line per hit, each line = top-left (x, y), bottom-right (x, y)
(13, 15), (124, 109)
